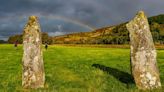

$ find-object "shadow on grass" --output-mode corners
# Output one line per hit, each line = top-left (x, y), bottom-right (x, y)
(92, 64), (135, 88)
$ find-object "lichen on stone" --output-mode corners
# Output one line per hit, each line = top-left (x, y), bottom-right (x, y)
(126, 11), (161, 90)
(22, 16), (45, 89)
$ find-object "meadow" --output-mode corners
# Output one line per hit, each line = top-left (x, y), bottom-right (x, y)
(0, 44), (163, 92)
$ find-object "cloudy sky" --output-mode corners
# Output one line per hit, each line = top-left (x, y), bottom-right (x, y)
(0, 0), (164, 40)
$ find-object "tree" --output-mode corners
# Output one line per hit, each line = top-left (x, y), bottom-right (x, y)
(8, 34), (22, 44)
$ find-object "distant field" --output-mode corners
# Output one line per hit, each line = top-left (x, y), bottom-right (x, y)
(0, 44), (163, 92)
(54, 44), (164, 49)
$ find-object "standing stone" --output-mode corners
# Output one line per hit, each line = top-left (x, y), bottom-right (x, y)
(126, 11), (161, 90)
(22, 16), (45, 88)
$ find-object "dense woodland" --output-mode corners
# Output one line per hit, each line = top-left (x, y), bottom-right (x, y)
(6, 14), (164, 44)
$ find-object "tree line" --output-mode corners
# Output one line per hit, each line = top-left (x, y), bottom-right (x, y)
(8, 32), (53, 44)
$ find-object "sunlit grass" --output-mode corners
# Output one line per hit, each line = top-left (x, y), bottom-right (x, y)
(0, 44), (163, 92)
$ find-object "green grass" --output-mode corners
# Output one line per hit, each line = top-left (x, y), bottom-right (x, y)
(0, 44), (163, 92)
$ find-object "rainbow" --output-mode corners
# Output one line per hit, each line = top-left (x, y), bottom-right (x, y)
(43, 15), (95, 31)
(18, 14), (95, 31)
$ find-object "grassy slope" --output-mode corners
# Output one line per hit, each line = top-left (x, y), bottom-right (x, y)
(0, 44), (163, 92)
(52, 14), (164, 44)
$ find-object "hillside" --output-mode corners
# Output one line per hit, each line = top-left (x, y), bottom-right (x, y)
(52, 14), (164, 44)
(7, 14), (164, 44)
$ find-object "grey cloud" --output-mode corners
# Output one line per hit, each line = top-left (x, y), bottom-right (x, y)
(0, 0), (163, 40)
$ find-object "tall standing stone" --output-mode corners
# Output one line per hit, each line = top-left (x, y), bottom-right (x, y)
(126, 11), (161, 90)
(22, 16), (45, 88)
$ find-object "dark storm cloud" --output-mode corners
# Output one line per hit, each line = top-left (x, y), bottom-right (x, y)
(0, 0), (164, 40)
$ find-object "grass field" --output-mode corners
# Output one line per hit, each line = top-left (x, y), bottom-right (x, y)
(0, 44), (163, 92)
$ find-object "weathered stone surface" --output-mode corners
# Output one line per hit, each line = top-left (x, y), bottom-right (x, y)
(126, 11), (161, 90)
(22, 16), (45, 88)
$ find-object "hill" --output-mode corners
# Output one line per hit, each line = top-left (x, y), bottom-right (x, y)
(52, 14), (164, 44)
(7, 14), (164, 44)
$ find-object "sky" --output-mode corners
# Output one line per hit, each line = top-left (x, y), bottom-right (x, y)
(0, 0), (164, 40)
